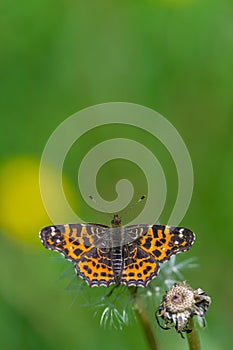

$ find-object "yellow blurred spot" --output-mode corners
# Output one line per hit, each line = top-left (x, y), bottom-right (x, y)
(0, 157), (76, 245)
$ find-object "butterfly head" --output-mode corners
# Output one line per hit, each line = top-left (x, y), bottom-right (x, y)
(111, 214), (122, 227)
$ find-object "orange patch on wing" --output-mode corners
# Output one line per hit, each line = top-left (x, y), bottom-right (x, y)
(121, 257), (159, 287)
(76, 256), (115, 287)
(61, 225), (95, 260)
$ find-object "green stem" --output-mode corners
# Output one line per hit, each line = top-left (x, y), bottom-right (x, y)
(130, 287), (160, 350)
(186, 318), (201, 350)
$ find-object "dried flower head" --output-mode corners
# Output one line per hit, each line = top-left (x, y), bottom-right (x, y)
(156, 281), (211, 336)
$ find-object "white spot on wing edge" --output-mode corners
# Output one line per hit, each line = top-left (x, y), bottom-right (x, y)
(50, 226), (57, 236)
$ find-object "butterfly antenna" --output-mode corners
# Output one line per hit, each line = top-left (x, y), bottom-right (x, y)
(88, 195), (112, 218)
(121, 195), (146, 220)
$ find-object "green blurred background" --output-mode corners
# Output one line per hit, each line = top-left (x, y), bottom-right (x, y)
(0, 0), (232, 349)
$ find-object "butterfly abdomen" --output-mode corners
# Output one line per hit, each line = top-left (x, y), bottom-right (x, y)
(110, 246), (123, 284)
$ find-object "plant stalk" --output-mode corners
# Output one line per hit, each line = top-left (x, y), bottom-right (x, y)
(186, 318), (201, 350)
(130, 287), (160, 350)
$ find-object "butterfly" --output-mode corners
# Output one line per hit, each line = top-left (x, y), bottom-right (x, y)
(39, 214), (195, 287)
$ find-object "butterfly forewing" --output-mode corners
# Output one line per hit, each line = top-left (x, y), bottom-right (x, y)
(39, 224), (109, 261)
(137, 225), (195, 262)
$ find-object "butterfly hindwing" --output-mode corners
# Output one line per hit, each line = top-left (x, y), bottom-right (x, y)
(75, 247), (115, 287)
(121, 244), (160, 287)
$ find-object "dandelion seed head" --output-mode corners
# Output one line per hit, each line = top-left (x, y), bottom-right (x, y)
(156, 281), (211, 335)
